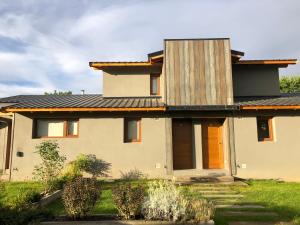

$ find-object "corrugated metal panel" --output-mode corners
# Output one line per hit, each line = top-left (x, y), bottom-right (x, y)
(0, 95), (165, 109)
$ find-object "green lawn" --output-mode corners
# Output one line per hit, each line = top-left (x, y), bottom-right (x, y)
(237, 180), (300, 221)
(0, 181), (44, 206)
(213, 180), (300, 225)
(2, 179), (300, 225)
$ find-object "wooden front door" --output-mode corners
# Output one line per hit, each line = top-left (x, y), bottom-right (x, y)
(172, 119), (194, 170)
(202, 120), (224, 169)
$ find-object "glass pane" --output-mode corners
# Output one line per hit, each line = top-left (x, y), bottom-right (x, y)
(37, 120), (64, 137)
(257, 118), (270, 140)
(151, 77), (158, 94)
(67, 120), (78, 136)
(126, 119), (139, 141)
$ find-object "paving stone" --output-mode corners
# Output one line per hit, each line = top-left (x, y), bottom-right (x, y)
(222, 211), (278, 217)
(229, 222), (279, 225)
(216, 204), (265, 209)
(203, 194), (244, 198)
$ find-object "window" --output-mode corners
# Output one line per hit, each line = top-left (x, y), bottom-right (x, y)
(257, 117), (273, 142)
(124, 118), (141, 142)
(35, 119), (79, 138)
(150, 74), (160, 95)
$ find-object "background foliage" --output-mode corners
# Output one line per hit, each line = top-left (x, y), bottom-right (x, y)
(280, 76), (300, 93)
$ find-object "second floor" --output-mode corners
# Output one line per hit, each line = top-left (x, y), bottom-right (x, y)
(90, 38), (297, 106)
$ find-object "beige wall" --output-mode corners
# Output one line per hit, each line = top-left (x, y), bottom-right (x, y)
(102, 66), (162, 97)
(232, 65), (280, 96)
(234, 116), (300, 181)
(0, 123), (7, 172)
(10, 113), (168, 180)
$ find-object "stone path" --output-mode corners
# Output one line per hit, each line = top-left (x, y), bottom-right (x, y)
(192, 183), (281, 225)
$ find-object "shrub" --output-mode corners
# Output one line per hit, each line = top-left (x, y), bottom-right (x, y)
(9, 188), (42, 209)
(33, 141), (66, 193)
(64, 154), (111, 178)
(0, 205), (53, 225)
(112, 184), (145, 219)
(62, 177), (100, 219)
(120, 169), (145, 181)
(142, 180), (188, 221)
(186, 199), (215, 222)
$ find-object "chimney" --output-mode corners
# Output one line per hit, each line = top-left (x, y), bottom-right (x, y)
(81, 90), (85, 95)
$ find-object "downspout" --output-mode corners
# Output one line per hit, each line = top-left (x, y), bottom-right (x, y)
(229, 106), (240, 176)
(8, 113), (15, 181)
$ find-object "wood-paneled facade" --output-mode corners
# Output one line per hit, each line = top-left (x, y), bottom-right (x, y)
(164, 39), (233, 106)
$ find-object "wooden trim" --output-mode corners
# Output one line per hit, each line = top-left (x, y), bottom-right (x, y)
(257, 117), (273, 142)
(241, 105), (300, 110)
(90, 62), (163, 70)
(34, 118), (79, 139)
(5, 107), (166, 112)
(235, 59), (297, 66)
(124, 118), (141, 143)
(150, 74), (160, 96)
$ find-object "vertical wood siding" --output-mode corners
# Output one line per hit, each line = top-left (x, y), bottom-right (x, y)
(164, 39), (233, 105)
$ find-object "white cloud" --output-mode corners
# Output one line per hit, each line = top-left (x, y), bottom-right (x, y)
(0, 0), (299, 98)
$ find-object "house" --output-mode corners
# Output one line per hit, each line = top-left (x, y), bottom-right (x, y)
(0, 38), (299, 181)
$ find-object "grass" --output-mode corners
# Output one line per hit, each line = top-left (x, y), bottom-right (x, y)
(213, 180), (300, 225)
(236, 180), (300, 220)
(0, 181), (44, 206)
(2, 179), (300, 225)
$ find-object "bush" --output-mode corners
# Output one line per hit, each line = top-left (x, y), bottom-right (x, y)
(120, 169), (145, 181)
(186, 199), (215, 222)
(9, 188), (42, 209)
(33, 141), (66, 193)
(112, 184), (145, 219)
(62, 177), (100, 219)
(64, 154), (111, 178)
(142, 180), (188, 221)
(0, 205), (53, 225)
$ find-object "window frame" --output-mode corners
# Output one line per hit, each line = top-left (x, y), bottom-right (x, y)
(124, 118), (141, 143)
(34, 118), (79, 138)
(150, 74), (160, 96)
(256, 116), (273, 142)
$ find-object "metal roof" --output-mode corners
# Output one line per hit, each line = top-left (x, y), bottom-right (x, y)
(235, 94), (300, 106)
(0, 95), (165, 110)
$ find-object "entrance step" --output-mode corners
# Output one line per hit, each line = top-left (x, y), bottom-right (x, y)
(221, 211), (278, 217)
(216, 204), (266, 209)
(175, 175), (234, 184)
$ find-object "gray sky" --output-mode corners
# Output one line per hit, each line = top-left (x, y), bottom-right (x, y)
(0, 0), (299, 97)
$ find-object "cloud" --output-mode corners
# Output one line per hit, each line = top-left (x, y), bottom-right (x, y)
(0, 0), (299, 97)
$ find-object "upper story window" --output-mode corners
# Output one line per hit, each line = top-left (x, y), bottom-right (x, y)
(257, 117), (273, 142)
(150, 74), (160, 95)
(35, 119), (79, 138)
(124, 118), (141, 143)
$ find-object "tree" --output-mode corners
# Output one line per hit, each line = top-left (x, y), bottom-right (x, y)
(280, 76), (300, 93)
(44, 90), (72, 95)
(33, 141), (66, 193)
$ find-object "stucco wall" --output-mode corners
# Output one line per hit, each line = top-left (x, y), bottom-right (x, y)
(0, 123), (7, 171)
(234, 116), (300, 181)
(102, 67), (162, 97)
(232, 65), (280, 97)
(10, 113), (167, 180)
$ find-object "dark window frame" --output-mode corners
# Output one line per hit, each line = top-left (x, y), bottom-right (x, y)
(150, 74), (160, 96)
(256, 117), (273, 142)
(34, 118), (79, 138)
(124, 118), (141, 143)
